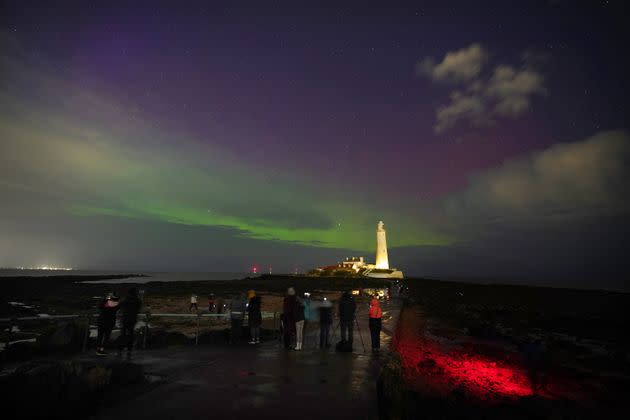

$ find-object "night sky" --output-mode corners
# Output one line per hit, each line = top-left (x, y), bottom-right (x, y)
(1, 2), (628, 289)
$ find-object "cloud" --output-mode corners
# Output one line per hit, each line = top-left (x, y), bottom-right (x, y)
(410, 131), (630, 289)
(433, 66), (547, 132)
(486, 66), (547, 116)
(443, 130), (630, 226)
(418, 45), (547, 133)
(435, 91), (486, 133)
(417, 43), (488, 83)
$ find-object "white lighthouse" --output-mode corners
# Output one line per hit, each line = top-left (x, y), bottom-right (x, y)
(375, 221), (389, 269)
(316, 219), (403, 279)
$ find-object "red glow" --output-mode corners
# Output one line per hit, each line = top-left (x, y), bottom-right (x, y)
(392, 309), (534, 401)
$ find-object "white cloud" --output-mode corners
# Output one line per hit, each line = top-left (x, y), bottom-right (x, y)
(435, 91), (487, 133)
(443, 130), (630, 224)
(417, 43), (488, 83)
(486, 66), (546, 117)
(432, 131), (630, 288)
(418, 44), (547, 133)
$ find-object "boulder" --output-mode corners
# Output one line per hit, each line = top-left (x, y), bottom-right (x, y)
(3, 359), (145, 419)
(377, 352), (404, 419)
(4, 339), (40, 361)
(197, 328), (230, 345)
(146, 329), (190, 348)
(38, 321), (86, 350)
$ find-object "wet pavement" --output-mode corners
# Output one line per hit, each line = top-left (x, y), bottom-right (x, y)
(92, 299), (401, 420)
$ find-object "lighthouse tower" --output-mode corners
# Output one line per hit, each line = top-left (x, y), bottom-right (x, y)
(375, 221), (389, 269)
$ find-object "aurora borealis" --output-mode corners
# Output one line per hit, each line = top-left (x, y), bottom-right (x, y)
(1, 3), (628, 289)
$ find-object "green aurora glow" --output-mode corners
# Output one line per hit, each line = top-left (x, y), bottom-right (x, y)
(0, 51), (452, 252)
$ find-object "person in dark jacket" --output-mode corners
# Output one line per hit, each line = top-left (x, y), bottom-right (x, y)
(118, 287), (142, 358)
(282, 287), (297, 349)
(319, 297), (333, 349)
(247, 290), (262, 344)
(96, 293), (119, 356)
(339, 291), (356, 346)
(208, 293), (216, 313)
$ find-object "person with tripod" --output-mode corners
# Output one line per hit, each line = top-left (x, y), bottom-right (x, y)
(338, 291), (356, 350)
(319, 297), (333, 349)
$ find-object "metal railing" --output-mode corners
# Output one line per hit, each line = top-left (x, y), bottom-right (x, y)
(1, 311), (280, 355)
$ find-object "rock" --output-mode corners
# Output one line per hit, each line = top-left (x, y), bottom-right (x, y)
(4, 340), (40, 361)
(48, 322), (76, 347)
(377, 352), (404, 419)
(147, 329), (190, 347)
(38, 321), (86, 350)
(418, 358), (437, 370)
(197, 328), (230, 345)
(4, 359), (146, 419)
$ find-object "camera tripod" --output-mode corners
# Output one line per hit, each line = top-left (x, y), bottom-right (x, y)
(331, 317), (366, 353)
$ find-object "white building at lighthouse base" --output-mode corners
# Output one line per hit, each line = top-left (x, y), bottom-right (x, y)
(362, 267), (404, 279)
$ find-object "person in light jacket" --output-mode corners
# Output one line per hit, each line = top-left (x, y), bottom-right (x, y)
(189, 294), (198, 312)
(295, 297), (305, 350)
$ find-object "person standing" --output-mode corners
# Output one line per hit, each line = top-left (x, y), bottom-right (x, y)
(339, 291), (356, 347)
(302, 293), (313, 349)
(368, 297), (383, 352)
(118, 287), (142, 359)
(247, 290), (262, 344)
(295, 297), (305, 350)
(189, 294), (198, 312)
(282, 287), (297, 349)
(230, 292), (247, 344)
(96, 293), (119, 356)
(208, 293), (216, 313)
(319, 297), (333, 349)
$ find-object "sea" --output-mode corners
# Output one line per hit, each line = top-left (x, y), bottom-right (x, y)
(0, 269), (255, 283)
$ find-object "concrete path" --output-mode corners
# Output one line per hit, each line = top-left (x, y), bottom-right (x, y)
(91, 299), (401, 420)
